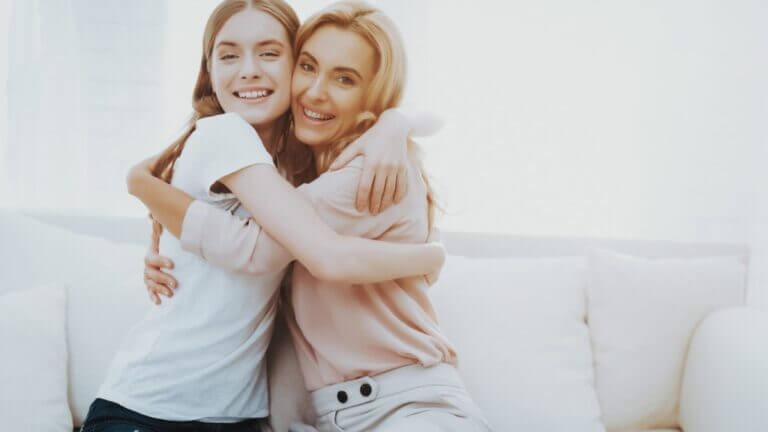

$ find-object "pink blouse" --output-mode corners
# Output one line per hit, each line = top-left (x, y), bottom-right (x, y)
(180, 157), (457, 390)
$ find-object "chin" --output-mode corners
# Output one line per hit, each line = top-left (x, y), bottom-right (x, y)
(295, 128), (330, 147)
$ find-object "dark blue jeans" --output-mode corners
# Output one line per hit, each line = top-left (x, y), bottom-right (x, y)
(80, 398), (266, 432)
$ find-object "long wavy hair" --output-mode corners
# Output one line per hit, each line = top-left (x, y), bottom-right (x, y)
(296, 1), (440, 229)
(148, 0), (314, 235)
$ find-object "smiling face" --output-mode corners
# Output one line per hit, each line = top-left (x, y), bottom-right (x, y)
(291, 25), (377, 147)
(209, 8), (294, 134)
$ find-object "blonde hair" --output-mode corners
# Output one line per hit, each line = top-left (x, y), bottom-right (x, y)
(296, 1), (440, 228)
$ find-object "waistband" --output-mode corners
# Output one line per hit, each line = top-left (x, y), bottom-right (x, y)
(310, 363), (465, 416)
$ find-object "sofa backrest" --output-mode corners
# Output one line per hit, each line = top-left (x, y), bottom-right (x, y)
(18, 210), (749, 431)
(24, 211), (749, 261)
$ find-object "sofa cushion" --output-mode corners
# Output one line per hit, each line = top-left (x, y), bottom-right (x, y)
(680, 307), (768, 432)
(587, 250), (746, 431)
(0, 285), (72, 431)
(0, 211), (311, 430)
(0, 211), (149, 426)
(430, 255), (605, 432)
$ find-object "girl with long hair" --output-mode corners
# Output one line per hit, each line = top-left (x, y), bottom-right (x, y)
(137, 2), (490, 430)
(81, 1), (443, 431)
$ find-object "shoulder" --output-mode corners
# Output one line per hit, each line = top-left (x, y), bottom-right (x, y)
(192, 113), (260, 148)
(188, 113), (272, 164)
(298, 156), (363, 208)
(301, 156), (363, 193)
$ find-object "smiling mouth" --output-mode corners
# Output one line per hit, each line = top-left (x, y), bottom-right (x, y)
(302, 105), (335, 122)
(234, 89), (273, 101)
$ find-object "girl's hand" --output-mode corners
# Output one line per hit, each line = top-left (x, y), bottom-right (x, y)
(424, 228), (445, 286)
(330, 109), (410, 215)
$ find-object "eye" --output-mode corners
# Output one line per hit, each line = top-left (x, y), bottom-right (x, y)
(261, 51), (280, 58)
(220, 54), (238, 61)
(300, 63), (315, 72)
(337, 75), (355, 85)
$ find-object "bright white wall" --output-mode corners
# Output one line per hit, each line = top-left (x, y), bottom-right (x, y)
(0, 0), (8, 203)
(2, 0), (168, 215)
(408, 1), (766, 245)
(156, 0), (768, 244)
(749, 138), (768, 309)
(1, 1), (766, 253)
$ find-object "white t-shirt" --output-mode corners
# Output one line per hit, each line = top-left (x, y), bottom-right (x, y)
(98, 113), (285, 421)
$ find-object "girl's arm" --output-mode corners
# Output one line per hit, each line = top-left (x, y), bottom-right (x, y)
(127, 158), (444, 284)
(218, 164), (442, 283)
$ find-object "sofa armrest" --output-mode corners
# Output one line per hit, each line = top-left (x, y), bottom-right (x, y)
(680, 307), (768, 432)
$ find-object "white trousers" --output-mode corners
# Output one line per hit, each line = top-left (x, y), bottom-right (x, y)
(309, 363), (492, 432)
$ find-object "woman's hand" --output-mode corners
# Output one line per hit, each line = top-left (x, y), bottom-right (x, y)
(330, 109), (411, 215)
(143, 222), (178, 305)
(144, 251), (177, 305)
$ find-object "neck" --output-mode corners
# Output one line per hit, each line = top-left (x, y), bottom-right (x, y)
(310, 145), (326, 174)
(253, 123), (277, 157)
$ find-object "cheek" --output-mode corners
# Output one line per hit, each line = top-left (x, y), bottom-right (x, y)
(291, 74), (310, 100)
(210, 66), (232, 97)
(339, 90), (366, 123)
(265, 59), (292, 84)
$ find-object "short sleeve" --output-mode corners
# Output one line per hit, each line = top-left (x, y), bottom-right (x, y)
(173, 113), (274, 201)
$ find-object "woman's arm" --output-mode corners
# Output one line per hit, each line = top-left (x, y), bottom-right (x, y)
(126, 155), (192, 239)
(218, 164), (444, 283)
(126, 157), (443, 284)
(330, 108), (444, 214)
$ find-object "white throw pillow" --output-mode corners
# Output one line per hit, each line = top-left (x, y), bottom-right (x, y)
(587, 250), (746, 431)
(0, 211), (149, 426)
(0, 285), (72, 431)
(430, 255), (605, 432)
(680, 307), (768, 432)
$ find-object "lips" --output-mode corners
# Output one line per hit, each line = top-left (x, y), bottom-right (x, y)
(233, 88), (273, 102)
(301, 104), (335, 122)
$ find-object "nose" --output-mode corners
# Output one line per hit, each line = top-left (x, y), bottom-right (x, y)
(305, 76), (327, 102)
(240, 53), (262, 79)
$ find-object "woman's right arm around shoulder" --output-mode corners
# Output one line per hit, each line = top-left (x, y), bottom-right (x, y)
(216, 164), (444, 284)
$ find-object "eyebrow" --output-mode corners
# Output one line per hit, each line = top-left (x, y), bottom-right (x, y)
(300, 51), (364, 81)
(215, 39), (285, 49)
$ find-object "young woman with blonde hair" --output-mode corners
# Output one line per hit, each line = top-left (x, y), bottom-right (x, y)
(139, 2), (491, 430)
(81, 1), (444, 431)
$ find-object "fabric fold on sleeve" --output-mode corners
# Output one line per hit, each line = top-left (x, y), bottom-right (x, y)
(180, 200), (211, 259)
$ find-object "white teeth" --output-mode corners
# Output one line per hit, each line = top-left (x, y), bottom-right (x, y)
(236, 90), (270, 99)
(304, 108), (334, 120)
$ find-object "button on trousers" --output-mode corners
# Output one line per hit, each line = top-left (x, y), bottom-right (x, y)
(309, 363), (492, 432)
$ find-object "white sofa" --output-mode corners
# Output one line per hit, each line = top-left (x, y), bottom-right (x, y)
(1, 209), (766, 432)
